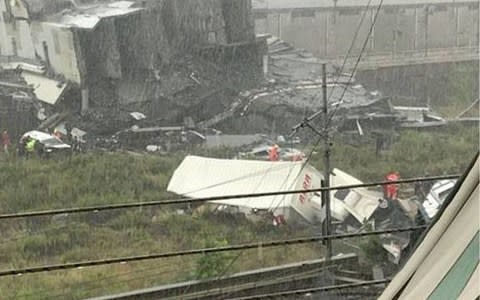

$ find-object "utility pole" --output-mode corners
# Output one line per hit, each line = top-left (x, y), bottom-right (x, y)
(294, 65), (333, 261)
(322, 63), (333, 260)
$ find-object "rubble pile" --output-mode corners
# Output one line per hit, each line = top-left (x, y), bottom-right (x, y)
(215, 37), (458, 138)
(213, 37), (390, 135)
(1, 34), (459, 154)
(66, 51), (262, 151)
(0, 67), (40, 138)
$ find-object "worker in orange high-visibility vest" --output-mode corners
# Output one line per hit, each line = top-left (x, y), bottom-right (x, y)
(268, 144), (279, 161)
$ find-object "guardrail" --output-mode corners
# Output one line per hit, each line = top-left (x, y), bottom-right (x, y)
(336, 47), (479, 70)
(88, 254), (360, 300)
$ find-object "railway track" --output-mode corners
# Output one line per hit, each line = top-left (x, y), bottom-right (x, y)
(88, 254), (368, 300)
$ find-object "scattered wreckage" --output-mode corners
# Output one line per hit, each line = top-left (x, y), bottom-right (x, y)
(20, 130), (71, 157)
(1, 34), (474, 155)
(167, 156), (413, 228)
(419, 179), (457, 221)
(167, 156), (416, 263)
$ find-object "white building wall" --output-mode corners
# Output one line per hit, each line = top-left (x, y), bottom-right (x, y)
(254, 1), (479, 59)
(0, 0), (34, 58)
(0, 0), (82, 84)
(30, 22), (82, 83)
(16, 20), (35, 59)
(0, 0), (15, 55)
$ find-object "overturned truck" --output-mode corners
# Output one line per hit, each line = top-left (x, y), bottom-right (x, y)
(167, 156), (383, 226)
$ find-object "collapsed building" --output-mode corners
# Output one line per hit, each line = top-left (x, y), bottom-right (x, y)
(0, 0), (266, 136)
(212, 36), (401, 138)
(1, 1), (465, 150)
(212, 36), (466, 143)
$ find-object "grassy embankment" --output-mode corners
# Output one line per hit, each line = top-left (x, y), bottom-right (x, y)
(0, 124), (478, 299)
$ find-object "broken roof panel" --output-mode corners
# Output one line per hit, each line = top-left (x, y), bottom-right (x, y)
(45, 1), (143, 30)
(21, 71), (67, 105)
(0, 61), (46, 74)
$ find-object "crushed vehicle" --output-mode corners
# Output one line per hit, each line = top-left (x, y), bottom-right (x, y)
(421, 179), (457, 220)
(168, 156), (418, 264)
(20, 130), (71, 157)
(167, 156), (382, 225)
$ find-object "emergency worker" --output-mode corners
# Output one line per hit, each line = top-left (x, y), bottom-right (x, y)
(268, 144), (279, 161)
(1, 130), (11, 155)
(384, 172), (400, 201)
(25, 137), (36, 159)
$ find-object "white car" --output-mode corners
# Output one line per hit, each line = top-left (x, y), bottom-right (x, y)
(422, 180), (457, 219)
(21, 130), (71, 156)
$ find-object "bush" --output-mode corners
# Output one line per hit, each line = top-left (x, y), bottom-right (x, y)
(194, 237), (231, 279)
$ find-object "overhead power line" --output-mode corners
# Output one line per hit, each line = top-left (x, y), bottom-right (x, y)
(0, 225), (426, 277)
(229, 278), (391, 300)
(321, 0), (386, 134)
(0, 174), (459, 220)
(289, 0), (386, 259)
(293, 0), (384, 134)
(292, 0), (375, 133)
(286, 11), (372, 214)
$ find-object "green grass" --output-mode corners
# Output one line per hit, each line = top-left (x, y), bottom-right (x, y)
(309, 124), (478, 181)
(0, 125), (478, 299)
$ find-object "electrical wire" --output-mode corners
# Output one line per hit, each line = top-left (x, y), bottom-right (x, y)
(228, 278), (392, 300)
(0, 174), (459, 220)
(0, 225), (426, 277)
(279, 0), (379, 221)
(321, 0), (386, 135)
(19, 261), (195, 300)
(291, 0), (375, 132)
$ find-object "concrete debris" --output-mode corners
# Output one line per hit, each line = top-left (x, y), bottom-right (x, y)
(146, 145), (162, 153)
(0, 31), (457, 155)
(214, 36), (395, 134)
(37, 113), (60, 131)
(71, 127), (87, 143)
(0, 68), (40, 138)
(20, 71), (68, 105)
(37, 108), (47, 121)
(205, 134), (265, 149)
(130, 112), (147, 121)
(1, 0), (264, 145)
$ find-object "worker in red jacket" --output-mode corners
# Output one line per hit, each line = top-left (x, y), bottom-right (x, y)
(1, 130), (11, 155)
(384, 172), (400, 200)
(268, 144), (280, 161)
